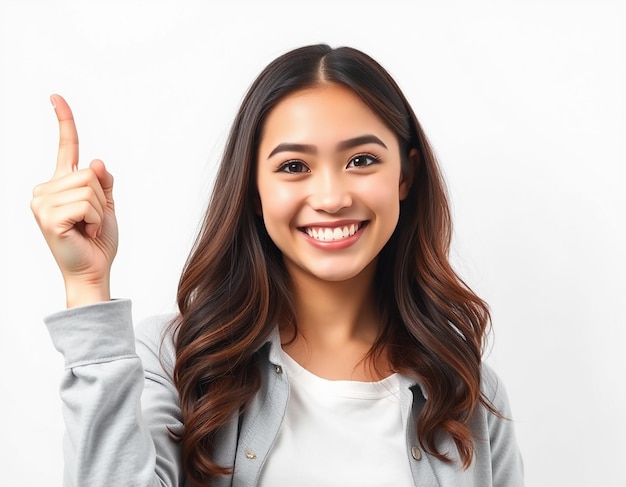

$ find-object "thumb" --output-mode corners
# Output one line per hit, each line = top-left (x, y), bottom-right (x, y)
(89, 159), (114, 198)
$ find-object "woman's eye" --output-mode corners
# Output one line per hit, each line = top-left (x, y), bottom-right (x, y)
(278, 161), (310, 173)
(347, 154), (380, 168)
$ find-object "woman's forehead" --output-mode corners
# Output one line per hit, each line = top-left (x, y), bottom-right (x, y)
(258, 84), (397, 155)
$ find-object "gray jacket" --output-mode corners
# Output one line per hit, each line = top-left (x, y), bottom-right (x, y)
(45, 299), (524, 487)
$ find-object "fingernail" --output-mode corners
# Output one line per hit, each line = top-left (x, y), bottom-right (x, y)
(50, 95), (56, 108)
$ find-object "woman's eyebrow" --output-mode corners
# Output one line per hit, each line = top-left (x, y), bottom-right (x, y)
(267, 134), (388, 158)
(336, 134), (387, 151)
(268, 142), (317, 158)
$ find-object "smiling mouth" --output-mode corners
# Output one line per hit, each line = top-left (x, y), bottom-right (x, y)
(300, 222), (367, 242)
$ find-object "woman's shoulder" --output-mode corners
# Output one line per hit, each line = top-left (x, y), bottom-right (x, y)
(480, 361), (514, 416)
(135, 312), (178, 342)
(134, 312), (179, 375)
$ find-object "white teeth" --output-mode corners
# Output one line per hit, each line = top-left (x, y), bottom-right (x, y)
(304, 223), (362, 241)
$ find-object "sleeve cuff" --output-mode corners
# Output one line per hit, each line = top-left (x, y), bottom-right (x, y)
(44, 299), (136, 368)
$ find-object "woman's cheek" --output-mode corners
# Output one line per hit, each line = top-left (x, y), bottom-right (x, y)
(359, 176), (401, 212)
(259, 184), (301, 225)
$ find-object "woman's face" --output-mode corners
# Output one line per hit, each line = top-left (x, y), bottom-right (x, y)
(256, 83), (410, 285)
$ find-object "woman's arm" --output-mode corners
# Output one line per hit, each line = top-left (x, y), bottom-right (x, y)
(35, 95), (183, 485)
(45, 300), (183, 487)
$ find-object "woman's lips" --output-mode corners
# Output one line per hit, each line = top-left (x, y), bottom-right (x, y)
(302, 221), (366, 242)
(298, 221), (368, 248)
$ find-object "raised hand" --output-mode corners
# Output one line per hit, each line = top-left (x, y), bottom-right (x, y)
(31, 95), (119, 308)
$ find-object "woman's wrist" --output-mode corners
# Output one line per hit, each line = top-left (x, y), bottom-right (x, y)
(64, 278), (111, 309)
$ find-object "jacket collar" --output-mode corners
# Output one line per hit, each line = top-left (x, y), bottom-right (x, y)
(261, 326), (428, 400)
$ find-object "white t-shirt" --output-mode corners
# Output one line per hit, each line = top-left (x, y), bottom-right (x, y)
(258, 348), (415, 486)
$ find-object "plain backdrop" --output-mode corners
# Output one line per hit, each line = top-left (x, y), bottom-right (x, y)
(1, 1), (624, 486)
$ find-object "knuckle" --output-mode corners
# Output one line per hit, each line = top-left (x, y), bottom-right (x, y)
(82, 168), (99, 185)
(30, 195), (48, 217)
(82, 185), (97, 200)
(78, 200), (91, 213)
(29, 196), (39, 212)
(36, 208), (52, 229)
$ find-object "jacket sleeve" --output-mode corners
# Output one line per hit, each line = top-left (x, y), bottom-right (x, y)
(45, 300), (183, 487)
(482, 364), (525, 487)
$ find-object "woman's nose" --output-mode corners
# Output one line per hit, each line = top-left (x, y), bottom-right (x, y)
(308, 171), (352, 214)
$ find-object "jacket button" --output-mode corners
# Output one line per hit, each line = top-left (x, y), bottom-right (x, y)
(274, 365), (283, 374)
(245, 450), (257, 460)
(411, 446), (422, 461)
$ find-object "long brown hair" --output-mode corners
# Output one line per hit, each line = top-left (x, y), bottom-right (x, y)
(172, 44), (493, 485)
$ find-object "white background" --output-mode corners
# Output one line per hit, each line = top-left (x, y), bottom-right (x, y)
(1, 1), (624, 486)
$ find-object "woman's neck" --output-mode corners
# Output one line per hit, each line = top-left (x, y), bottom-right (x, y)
(280, 260), (392, 381)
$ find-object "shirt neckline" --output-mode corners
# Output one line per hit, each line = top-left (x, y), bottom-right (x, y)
(280, 347), (401, 400)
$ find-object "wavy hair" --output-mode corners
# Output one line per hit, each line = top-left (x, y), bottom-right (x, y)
(171, 44), (493, 485)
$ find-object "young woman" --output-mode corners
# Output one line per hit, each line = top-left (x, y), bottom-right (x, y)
(31, 44), (523, 486)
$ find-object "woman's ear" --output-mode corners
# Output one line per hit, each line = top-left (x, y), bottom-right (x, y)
(399, 148), (419, 200)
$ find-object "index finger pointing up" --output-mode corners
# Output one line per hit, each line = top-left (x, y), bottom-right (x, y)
(51, 94), (79, 178)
